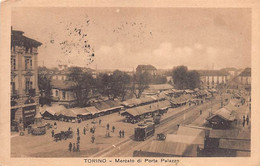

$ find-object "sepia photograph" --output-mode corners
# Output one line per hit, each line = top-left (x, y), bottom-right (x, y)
(1, 1), (260, 165)
(9, 7), (252, 158)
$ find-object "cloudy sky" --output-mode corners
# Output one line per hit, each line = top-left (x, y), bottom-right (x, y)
(12, 8), (251, 70)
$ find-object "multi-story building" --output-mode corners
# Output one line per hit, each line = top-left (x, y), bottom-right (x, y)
(198, 70), (230, 89)
(136, 65), (157, 76)
(237, 68), (251, 85)
(11, 28), (42, 128)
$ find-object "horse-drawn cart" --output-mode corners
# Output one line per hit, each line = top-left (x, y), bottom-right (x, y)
(54, 130), (73, 142)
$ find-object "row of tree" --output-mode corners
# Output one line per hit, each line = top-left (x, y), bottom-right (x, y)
(172, 66), (200, 90)
(38, 65), (201, 107)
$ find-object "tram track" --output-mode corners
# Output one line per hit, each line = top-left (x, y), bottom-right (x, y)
(91, 99), (221, 157)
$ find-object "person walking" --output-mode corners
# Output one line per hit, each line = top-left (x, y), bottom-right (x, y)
(91, 135), (95, 143)
(54, 122), (57, 129)
(68, 142), (72, 152)
(76, 142), (80, 152)
(246, 115), (249, 126)
(77, 128), (80, 136)
(77, 136), (80, 143)
(122, 130), (125, 138)
(73, 143), (76, 152)
(106, 123), (110, 130)
(119, 130), (122, 138)
(200, 110), (202, 115)
(99, 119), (101, 125)
(51, 130), (54, 137)
(83, 127), (86, 135)
(112, 126), (115, 133)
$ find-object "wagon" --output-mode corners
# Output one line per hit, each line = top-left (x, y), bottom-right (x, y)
(54, 130), (73, 142)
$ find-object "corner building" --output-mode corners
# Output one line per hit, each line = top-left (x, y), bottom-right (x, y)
(10, 28), (42, 128)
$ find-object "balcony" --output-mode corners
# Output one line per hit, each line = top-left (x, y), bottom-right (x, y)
(11, 90), (19, 99)
(24, 89), (36, 97)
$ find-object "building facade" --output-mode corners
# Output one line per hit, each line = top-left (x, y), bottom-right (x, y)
(11, 28), (42, 128)
(198, 70), (230, 89)
(136, 65), (157, 76)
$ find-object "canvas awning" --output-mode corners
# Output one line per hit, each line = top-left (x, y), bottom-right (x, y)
(148, 140), (200, 157)
(84, 106), (100, 115)
(207, 107), (236, 122)
(123, 100), (170, 117)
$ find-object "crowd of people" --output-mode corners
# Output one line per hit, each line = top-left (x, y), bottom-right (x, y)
(46, 120), (128, 153)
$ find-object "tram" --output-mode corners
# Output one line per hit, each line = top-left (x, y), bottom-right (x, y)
(134, 122), (155, 141)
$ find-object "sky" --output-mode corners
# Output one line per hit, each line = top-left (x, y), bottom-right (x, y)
(12, 8), (251, 71)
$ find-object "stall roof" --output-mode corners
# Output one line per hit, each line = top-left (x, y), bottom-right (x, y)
(84, 106), (100, 115)
(148, 140), (199, 157)
(40, 105), (66, 116)
(177, 126), (205, 137)
(209, 129), (250, 140)
(148, 84), (173, 91)
(124, 100), (170, 117)
(224, 103), (238, 112)
(166, 134), (204, 146)
(70, 108), (91, 116)
(59, 109), (77, 118)
(207, 107), (236, 122)
(219, 139), (250, 151)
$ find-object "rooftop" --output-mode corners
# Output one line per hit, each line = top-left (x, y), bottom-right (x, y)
(197, 70), (229, 76)
(238, 68), (251, 77)
(11, 29), (42, 48)
(136, 65), (157, 71)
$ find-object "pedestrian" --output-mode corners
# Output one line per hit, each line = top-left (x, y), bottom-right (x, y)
(51, 130), (54, 137)
(243, 115), (245, 122)
(246, 115), (249, 126)
(77, 128), (79, 136)
(177, 124), (180, 128)
(112, 126), (115, 133)
(68, 127), (71, 131)
(77, 136), (80, 143)
(200, 110), (202, 115)
(119, 130), (122, 138)
(83, 127), (86, 135)
(73, 143), (76, 152)
(54, 122), (57, 129)
(122, 130), (125, 138)
(242, 120), (245, 127)
(118, 111), (120, 115)
(76, 142), (80, 152)
(106, 123), (109, 130)
(68, 142), (72, 152)
(99, 119), (101, 125)
(91, 135), (95, 143)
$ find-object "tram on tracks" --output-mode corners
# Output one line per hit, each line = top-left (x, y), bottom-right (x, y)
(134, 122), (155, 141)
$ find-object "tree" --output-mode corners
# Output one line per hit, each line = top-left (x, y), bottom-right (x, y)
(111, 70), (131, 100)
(67, 67), (95, 107)
(186, 70), (200, 90)
(38, 67), (52, 106)
(97, 70), (131, 100)
(132, 72), (150, 98)
(172, 66), (200, 90)
(172, 66), (188, 89)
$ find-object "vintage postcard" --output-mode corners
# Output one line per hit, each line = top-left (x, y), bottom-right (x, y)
(0, 0), (260, 166)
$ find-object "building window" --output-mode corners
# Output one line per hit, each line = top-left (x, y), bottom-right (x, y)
(11, 82), (15, 94)
(11, 57), (16, 70)
(25, 58), (32, 70)
(25, 79), (33, 92)
(55, 90), (59, 96)
(62, 91), (66, 99)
